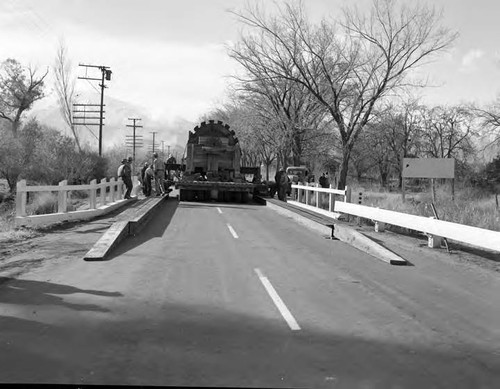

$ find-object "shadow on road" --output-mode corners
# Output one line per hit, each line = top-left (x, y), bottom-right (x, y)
(0, 277), (122, 312)
(107, 199), (178, 260)
(0, 299), (498, 387)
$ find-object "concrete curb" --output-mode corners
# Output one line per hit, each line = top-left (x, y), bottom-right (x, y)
(83, 221), (130, 261)
(83, 195), (169, 261)
(263, 197), (407, 266)
(129, 194), (169, 236)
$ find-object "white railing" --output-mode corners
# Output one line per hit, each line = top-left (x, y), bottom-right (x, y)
(15, 177), (132, 227)
(334, 201), (500, 253)
(289, 183), (351, 218)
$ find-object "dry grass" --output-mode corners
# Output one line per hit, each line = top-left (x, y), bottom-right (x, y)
(0, 200), (15, 233)
(26, 192), (59, 215)
(0, 197), (39, 243)
(352, 184), (500, 232)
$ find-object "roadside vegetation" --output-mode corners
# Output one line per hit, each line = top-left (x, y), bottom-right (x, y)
(351, 182), (500, 232)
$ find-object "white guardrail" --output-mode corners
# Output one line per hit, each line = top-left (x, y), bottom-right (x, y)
(290, 183), (352, 218)
(334, 201), (500, 253)
(15, 177), (135, 227)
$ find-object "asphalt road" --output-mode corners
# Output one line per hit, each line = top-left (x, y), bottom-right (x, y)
(1, 199), (499, 388)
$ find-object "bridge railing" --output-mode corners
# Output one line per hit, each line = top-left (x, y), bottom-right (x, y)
(334, 201), (500, 253)
(289, 183), (351, 218)
(15, 177), (130, 227)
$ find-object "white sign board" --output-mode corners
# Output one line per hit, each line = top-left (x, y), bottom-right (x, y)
(402, 158), (455, 179)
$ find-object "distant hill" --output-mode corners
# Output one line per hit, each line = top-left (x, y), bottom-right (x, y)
(28, 93), (193, 153)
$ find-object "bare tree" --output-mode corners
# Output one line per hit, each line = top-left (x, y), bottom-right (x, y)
(0, 59), (48, 137)
(419, 105), (478, 161)
(230, 0), (457, 188)
(379, 98), (425, 187)
(229, 23), (330, 169)
(472, 97), (500, 153)
(53, 41), (81, 152)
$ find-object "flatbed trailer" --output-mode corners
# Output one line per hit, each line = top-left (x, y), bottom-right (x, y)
(176, 181), (254, 202)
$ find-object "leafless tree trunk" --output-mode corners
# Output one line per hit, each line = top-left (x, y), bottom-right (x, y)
(230, 0), (457, 189)
(53, 41), (81, 152)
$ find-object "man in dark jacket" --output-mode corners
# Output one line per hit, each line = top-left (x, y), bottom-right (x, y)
(275, 169), (289, 202)
(122, 157), (133, 199)
(319, 173), (327, 188)
(140, 162), (150, 196)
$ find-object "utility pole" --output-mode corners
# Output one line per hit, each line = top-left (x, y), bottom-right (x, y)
(126, 118), (143, 175)
(161, 140), (165, 159)
(78, 64), (112, 156)
(167, 145), (171, 157)
(150, 131), (158, 155)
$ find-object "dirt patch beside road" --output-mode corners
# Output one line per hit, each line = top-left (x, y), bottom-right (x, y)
(0, 211), (125, 279)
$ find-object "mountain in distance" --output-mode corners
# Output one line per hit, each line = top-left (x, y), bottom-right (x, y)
(29, 93), (195, 156)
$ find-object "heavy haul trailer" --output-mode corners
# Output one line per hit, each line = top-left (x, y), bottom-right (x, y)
(176, 120), (254, 202)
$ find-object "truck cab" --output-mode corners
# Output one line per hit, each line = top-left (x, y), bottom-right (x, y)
(285, 166), (309, 195)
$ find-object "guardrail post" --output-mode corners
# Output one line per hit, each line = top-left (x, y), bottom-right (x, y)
(16, 180), (27, 217)
(58, 180), (68, 213)
(297, 185), (303, 203)
(109, 177), (116, 202)
(305, 187), (310, 205)
(356, 192), (363, 226)
(428, 234), (443, 248)
(427, 217), (443, 248)
(89, 179), (97, 209)
(99, 178), (107, 206)
(375, 221), (385, 232)
(116, 177), (122, 199)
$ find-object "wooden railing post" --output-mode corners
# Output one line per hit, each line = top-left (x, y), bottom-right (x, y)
(315, 183), (319, 208)
(298, 184), (303, 203)
(58, 180), (68, 213)
(344, 185), (352, 203)
(109, 177), (116, 202)
(305, 187), (310, 205)
(16, 180), (27, 217)
(99, 178), (107, 206)
(329, 184), (334, 212)
(116, 177), (122, 199)
(89, 179), (97, 209)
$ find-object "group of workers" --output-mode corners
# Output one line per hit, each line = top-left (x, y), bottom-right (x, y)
(139, 152), (167, 197)
(118, 152), (178, 199)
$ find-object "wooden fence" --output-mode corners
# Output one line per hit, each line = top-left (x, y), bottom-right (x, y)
(289, 183), (352, 218)
(15, 177), (131, 227)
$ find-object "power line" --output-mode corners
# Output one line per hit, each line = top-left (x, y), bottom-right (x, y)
(77, 63), (112, 156)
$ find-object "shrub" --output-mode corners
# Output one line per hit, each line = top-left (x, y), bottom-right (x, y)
(26, 192), (58, 215)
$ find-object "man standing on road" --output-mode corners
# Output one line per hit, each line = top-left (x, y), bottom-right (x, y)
(140, 162), (150, 196)
(144, 163), (154, 197)
(118, 158), (127, 197)
(152, 152), (165, 196)
(279, 169), (289, 202)
(122, 157), (133, 199)
(275, 169), (288, 202)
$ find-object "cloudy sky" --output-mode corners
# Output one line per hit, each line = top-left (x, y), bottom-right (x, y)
(1, 0), (500, 149)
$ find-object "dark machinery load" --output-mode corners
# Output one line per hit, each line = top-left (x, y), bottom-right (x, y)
(176, 120), (254, 202)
